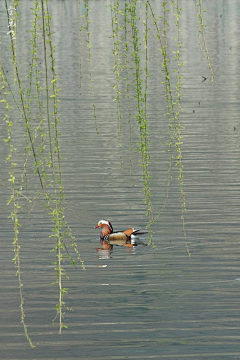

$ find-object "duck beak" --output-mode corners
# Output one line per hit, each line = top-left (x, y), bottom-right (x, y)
(94, 225), (99, 228)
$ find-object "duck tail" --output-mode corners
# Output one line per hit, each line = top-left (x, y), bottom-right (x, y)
(132, 228), (148, 236)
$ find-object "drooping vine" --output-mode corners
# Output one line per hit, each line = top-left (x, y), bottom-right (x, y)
(78, 0), (83, 90)
(196, 0), (214, 80)
(122, 0), (134, 182)
(146, 0), (190, 255)
(110, 0), (123, 167)
(41, 0), (65, 332)
(0, 65), (35, 348)
(83, 0), (97, 131)
(127, 0), (154, 243)
(142, 1), (174, 229)
(172, 0), (189, 253)
(2, 0), (85, 342)
(41, 0), (86, 332)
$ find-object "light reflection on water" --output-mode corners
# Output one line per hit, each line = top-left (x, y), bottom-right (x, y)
(1, 0), (240, 358)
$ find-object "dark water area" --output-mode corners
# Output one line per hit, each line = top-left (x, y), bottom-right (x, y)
(1, 0), (240, 358)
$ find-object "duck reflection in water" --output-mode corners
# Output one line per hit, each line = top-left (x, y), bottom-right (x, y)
(94, 219), (147, 252)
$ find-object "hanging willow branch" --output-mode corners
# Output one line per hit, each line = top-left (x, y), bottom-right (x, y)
(146, 0), (190, 255)
(146, 0), (175, 226)
(196, 0), (214, 80)
(83, 0), (98, 131)
(3, 0), (85, 342)
(110, 0), (123, 167)
(127, 0), (154, 244)
(122, 0), (134, 182)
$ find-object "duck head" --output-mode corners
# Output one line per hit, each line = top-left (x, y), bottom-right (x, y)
(94, 220), (113, 239)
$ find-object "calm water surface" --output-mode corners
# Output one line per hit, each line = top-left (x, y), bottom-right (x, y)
(1, 0), (240, 359)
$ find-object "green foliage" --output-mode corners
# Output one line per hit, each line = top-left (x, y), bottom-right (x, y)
(110, 0), (123, 166)
(125, 0), (154, 244)
(78, 1), (83, 89)
(1, 0), (214, 346)
(82, 0), (98, 131)
(122, 0), (134, 181)
(2, 0), (85, 345)
(1, 65), (35, 347)
(196, 0), (214, 80)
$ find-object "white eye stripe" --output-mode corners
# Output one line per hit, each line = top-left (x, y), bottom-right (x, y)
(99, 220), (108, 225)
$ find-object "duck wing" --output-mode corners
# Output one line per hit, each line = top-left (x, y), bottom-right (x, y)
(104, 228), (148, 241)
(106, 232), (128, 241)
(123, 228), (148, 236)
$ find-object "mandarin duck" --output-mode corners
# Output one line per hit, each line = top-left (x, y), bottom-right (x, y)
(94, 219), (147, 250)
